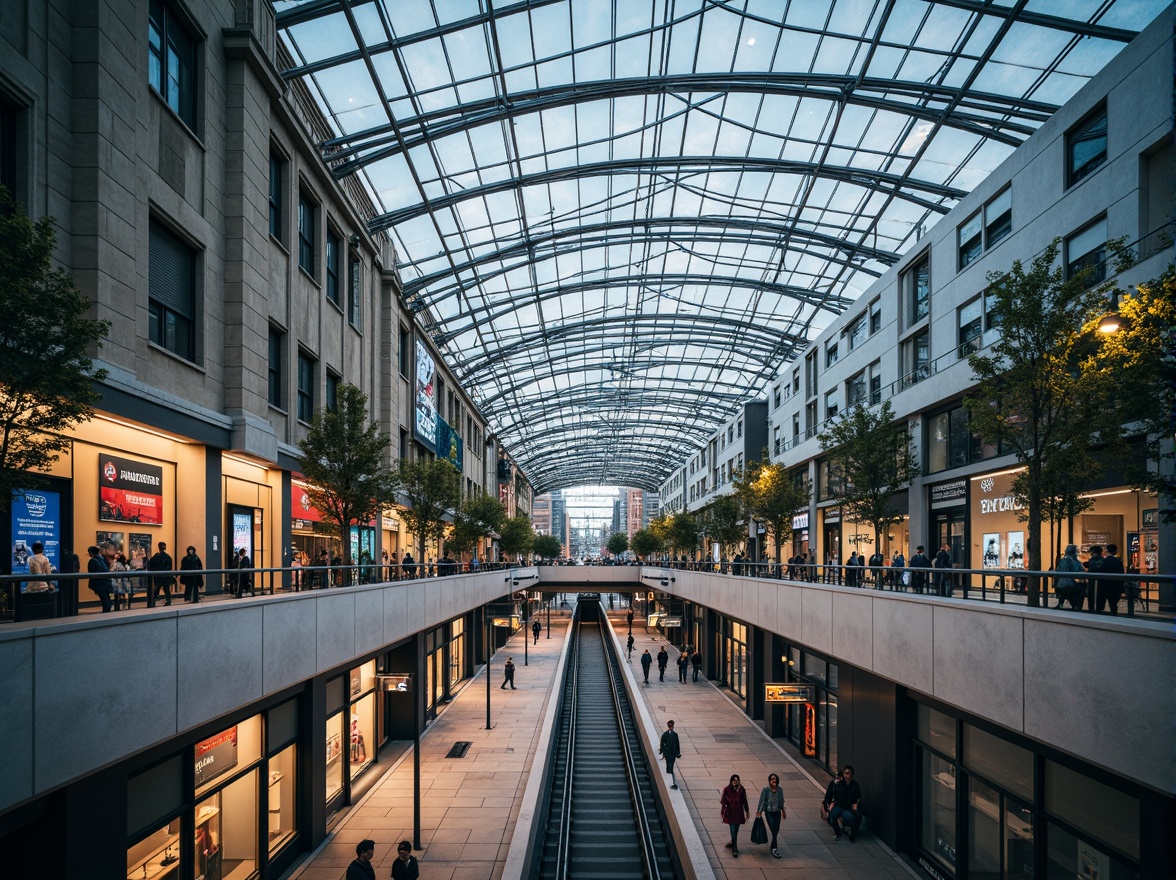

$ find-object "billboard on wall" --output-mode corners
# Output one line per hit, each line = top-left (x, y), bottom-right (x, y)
(11, 489), (61, 588)
(436, 418), (464, 471)
(413, 340), (438, 453)
(98, 454), (163, 525)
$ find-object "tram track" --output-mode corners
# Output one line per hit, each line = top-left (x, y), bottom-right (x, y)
(534, 602), (681, 879)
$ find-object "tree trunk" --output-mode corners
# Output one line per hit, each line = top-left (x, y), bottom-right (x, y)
(1026, 502), (1043, 607)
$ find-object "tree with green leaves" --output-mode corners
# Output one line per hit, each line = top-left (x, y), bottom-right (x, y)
(1085, 266), (1176, 518)
(297, 384), (399, 568)
(0, 189), (111, 515)
(701, 493), (747, 561)
(732, 451), (810, 565)
(533, 533), (563, 560)
(606, 532), (629, 557)
(630, 528), (662, 561)
(498, 514), (535, 561)
(667, 511), (701, 561)
(648, 515), (672, 560)
(449, 492), (506, 564)
(964, 241), (1117, 606)
(397, 457), (462, 563)
(818, 400), (919, 554)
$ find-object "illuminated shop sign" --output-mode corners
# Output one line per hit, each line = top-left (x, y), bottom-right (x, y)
(413, 340), (438, 453)
(195, 727), (238, 786)
(765, 683), (815, 703)
(98, 453), (164, 525)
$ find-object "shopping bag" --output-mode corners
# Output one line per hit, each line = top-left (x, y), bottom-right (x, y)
(750, 816), (768, 845)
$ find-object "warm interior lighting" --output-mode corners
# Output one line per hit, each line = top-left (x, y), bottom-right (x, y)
(1097, 312), (1122, 334)
(94, 413), (191, 443)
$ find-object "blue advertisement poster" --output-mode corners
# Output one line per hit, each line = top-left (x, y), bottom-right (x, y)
(11, 489), (61, 590)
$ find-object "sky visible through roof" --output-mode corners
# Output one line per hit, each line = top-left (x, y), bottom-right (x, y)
(273, 0), (1165, 497)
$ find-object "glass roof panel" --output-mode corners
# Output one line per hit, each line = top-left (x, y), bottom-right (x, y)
(276, 0), (1168, 491)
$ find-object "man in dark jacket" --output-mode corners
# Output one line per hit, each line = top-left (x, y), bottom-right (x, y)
(690, 649), (703, 682)
(236, 547), (254, 596)
(908, 546), (931, 594)
(823, 765), (863, 841)
(659, 719), (681, 789)
(86, 545), (113, 613)
(933, 543), (953, 597)
(640, 648), (653, 684)
(1084, 545), (1105, 613)
(1095, 544), (1126, 613)
(657, 646), (669, 681)
(179, 546), (204, 603)
(345, 839), (376, 880)
(148, 542), (174, 606)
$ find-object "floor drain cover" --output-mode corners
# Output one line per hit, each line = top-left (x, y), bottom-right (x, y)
(445, 742), (472, 759)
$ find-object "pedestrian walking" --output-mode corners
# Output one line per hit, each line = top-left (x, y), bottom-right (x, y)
(390, 840), (419, 880)
(501, 656), (516, 689)
(909, 545), (931, 594)
(677, 649), (689, 683)
(626, 633), (635, 660)
(659, 719), (681, 789)
(933, 543), (953, 597)
(657, 646), (669, 681)
(180, 545), (204, 603)
(346, 839), (376, 880)
(640, 648), (653, 683)
(756, 773), (787, 858)
(720, 774), (750, 857)
(691, 649), (702, 682)
(532, 618), (541, 644)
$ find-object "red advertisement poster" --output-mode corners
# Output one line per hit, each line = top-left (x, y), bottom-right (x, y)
(195, 726), (239, 786)
(98, 454), (164, 525)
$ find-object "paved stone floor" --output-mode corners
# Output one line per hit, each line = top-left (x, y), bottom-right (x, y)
(285, 600), (921, 880)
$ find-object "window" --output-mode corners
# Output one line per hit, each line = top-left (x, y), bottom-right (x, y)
(927, 404), (997, 472)
(904, 255), (930, 324)
(805, 351), (817, 398)
(268, 151), (284, 240)
(792, 413), (800, 443)
(1066, 217), (1108, 286)
(846, 372), (866, 409)
(0, 95), (18, 209)
(325, 230), (341, 305)
(148, 0), (197, 128)
(297, 352), (316, 422)
(398, 325), (411, 376)
(824, 389), (838, 421)
(267, 327), (284, 408)
(325, 372), (339, 412)
(773, 426), (781, 455)
(1067, 104), (1107, 188)
(958, 297), (983, 358)
(869, 299), (881, 335)
(901, 331), (929, 388)
(825, 341), (839, 368)
(792, 369), (800, 395)
(868, 361), (882, 404)
(148, 220), (197, 362)
(847, 313), (867, 351)
(348, 258), (362, 329)
(773, 385), (782, 408)
(805, 401), (817, 439)
(399, 429), (409, 461)
(958, 188), (1012, 269)
(298, 191), (317, 275)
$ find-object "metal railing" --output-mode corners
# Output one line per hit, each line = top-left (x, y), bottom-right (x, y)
(648, 559), (1170, 619)
(0, 561), (518, 623)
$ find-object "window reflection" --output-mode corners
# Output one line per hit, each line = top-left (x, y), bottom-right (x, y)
(922, 751), (957, 871)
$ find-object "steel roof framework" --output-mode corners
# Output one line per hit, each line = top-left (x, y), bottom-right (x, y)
(273, 0), (1160, 493)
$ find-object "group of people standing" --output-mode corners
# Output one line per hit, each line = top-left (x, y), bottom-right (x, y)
(82, 541), (207, 611)
(1053, 543), (1129, 613)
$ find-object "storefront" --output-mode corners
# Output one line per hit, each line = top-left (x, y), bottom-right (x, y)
(223, 453), (281, 594)
(790, 511), (810, 561)
(821, 507), (841, 570)
(929, 479), (968, 568)
(780, 644), (839, 774)
(719, 617), (748, 702)
(968, 468), (1156, 574)
(125, 697), (302, 880)
(913, 701), (1146, 880)
(325, 661), (379, 813)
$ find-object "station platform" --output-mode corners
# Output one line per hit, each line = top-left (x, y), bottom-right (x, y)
(286, 601), (918, 880)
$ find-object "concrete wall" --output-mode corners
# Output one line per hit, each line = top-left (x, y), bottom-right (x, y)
(0, 572), (512, 814)
(529, 566), (1175, 796)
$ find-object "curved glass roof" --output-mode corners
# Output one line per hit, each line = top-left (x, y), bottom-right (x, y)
(273, 0), (1163, 493)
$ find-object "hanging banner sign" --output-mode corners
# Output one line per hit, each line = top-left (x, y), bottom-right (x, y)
(413, 340), (438, 453)
(765, 683), (815, 703)
(803, 703), (817, 757)
(98, 454), (164, 524)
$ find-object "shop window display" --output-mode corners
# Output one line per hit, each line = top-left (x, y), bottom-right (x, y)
(1046, 822), (1137, 880)
(194, 769), (257, 880)
(922, 751), (958, 872)
(267, 745), (297, 856)
(127, 819), (182, 880)
(325, 711), (344, 805)
(969, 777), (1034, 880)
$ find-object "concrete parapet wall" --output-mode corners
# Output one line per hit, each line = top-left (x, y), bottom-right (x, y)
(0, 573), (511, 814)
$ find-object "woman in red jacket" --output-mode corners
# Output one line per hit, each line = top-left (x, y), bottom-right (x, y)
(720, 773), (750, 857)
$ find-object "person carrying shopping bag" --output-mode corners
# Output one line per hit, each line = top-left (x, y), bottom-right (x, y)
(755, 773), (787, 858)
